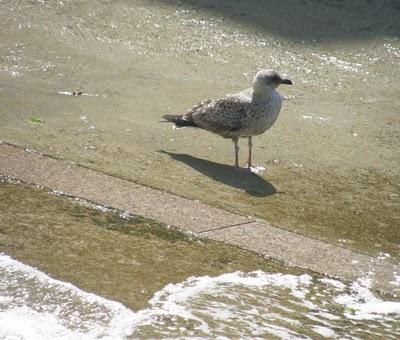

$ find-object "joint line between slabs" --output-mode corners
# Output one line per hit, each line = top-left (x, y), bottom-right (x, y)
(198, 220), (258, 234)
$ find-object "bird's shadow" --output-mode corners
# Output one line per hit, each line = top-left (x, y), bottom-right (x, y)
(159, 150), (277, 197)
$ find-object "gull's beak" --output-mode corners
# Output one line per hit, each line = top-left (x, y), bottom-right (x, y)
(281, 78), (293, 85)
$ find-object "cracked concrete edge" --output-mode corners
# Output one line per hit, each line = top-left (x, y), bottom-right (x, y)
(1, 142), (399, 295)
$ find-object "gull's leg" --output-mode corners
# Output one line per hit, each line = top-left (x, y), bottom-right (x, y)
(246, 137), (265, 174)
(233, 137), (239, 167)
(247, 136), (253, 170)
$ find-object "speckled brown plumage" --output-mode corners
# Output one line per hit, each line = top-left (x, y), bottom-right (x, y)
(163, 69), (292, 170)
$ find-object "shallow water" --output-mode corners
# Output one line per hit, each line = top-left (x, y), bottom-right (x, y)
(0, 1), (399, 258)
(1, 254), (400, 339)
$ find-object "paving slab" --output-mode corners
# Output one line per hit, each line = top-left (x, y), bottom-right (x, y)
(0, 142), (252, 232)
(1, 142), (399, 295)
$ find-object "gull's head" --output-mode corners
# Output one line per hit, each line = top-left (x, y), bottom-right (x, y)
(252, 69), (292, 92)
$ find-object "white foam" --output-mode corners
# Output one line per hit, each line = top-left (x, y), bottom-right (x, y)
(1, 254), (399, 339)
(319, 278), (346, 290)
(377, 252), (391, 260)
(148, 271), (312, 304)
(0, 256), (315, 339)
(390, 273), (400, 286)
(57, 91), (105, 97)
(335, 277), (400, 320)
(0, 307), (89, 340)
(0, 254), (137, 340)
(302, 115), (329, 122)
(312, 325), (336, 337)
(131, 271), (315, 337)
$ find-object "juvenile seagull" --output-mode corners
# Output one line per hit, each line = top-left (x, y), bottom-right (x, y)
(162, 69), (292, 170)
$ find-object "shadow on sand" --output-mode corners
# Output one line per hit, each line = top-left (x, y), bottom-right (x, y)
(160, 150), (277, 197)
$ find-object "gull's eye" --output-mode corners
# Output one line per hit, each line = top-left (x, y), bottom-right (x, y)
(268, 76), (278, 83)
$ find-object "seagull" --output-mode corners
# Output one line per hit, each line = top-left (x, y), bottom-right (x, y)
(162, 69), (292, 171)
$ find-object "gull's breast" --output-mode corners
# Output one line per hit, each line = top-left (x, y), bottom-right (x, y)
(242, 92), (283, 136)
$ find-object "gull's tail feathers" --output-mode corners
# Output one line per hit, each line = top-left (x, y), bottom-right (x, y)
(161, 114), (199, 128)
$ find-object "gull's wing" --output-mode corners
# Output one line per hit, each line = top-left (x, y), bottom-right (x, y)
(183, 95), (251, 136)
